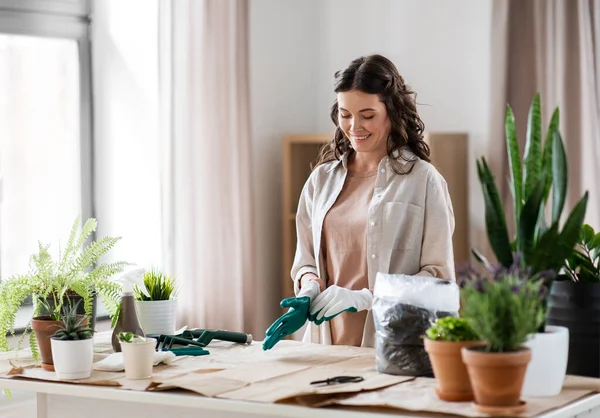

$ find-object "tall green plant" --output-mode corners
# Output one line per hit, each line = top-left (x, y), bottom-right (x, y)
(474, 93), (588, 276)
(0, 216), (129, 357)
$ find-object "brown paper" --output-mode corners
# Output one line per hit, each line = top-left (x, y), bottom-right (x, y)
(3, 332), (600, 417)
(317, 377), (596, 417)
(217, 357), (410, 403)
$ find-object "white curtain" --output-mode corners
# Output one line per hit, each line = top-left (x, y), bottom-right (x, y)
(158, 0), (257, 335)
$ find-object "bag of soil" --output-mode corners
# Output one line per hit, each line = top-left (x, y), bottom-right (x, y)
(372, 273), (460, 376)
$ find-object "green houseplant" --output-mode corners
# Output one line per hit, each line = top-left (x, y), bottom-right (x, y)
(474, 93), (588, 281)
(545, 223), (600, 378)
(50, 300), (95, 380)
(474, 94), (588, 356)
(133, 268), (178, 335)
(424, 316), (483, 402)
(0, 216), (128, 368)
(564, 224), (600, 283)
(459, 267), (546, 413)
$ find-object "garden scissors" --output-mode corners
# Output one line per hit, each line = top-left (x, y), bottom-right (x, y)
(310, 375), (364, 386)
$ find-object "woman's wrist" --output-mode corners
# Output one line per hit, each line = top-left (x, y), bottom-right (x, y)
(300, 273), (325, 292)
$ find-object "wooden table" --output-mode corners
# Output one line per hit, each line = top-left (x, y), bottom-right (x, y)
(3, 377), (600, 418)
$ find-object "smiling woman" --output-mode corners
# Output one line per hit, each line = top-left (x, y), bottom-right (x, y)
(263, 54), (456, 351)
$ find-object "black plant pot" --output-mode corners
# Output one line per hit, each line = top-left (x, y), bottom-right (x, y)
(546, 279), (600, 378)
(40, 291), (98, 331)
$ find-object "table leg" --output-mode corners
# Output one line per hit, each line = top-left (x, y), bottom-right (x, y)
(36, 393), (48, 418)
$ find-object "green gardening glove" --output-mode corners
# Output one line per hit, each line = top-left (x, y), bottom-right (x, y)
(262, 281), (320, 350)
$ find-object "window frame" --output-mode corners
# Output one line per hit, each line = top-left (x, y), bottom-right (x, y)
(0, 0), (97, 330)
(0, 0), (94, 245)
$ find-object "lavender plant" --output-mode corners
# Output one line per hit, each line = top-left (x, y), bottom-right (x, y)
(458, 260), (547, 352)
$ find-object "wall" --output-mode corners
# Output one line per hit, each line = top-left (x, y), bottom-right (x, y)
(249, 0), (321, 332)
(250, 0), (493, 331)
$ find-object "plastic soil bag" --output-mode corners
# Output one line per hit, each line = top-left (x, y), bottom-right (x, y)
(372, 273), (460, 376)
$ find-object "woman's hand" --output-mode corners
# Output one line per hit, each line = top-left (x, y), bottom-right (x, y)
(309, 285), (373, 325)
(300, 273), (325, 292)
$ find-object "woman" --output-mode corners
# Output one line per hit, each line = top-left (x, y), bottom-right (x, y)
(263, 54), (455, 350)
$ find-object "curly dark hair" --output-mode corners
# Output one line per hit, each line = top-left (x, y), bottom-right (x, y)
(314, 54), (430, 173)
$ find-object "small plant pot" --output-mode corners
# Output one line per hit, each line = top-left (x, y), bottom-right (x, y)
(31, 315), (90, 371)
(462, 346), (531, 414)
(424, 338), (485, 402)
(50, 338), (94, 380)
(522, 325), (569, 397)
(135, 299), (177, 335)
(120, 338), (156, 379)
(31, 316), (63, 371)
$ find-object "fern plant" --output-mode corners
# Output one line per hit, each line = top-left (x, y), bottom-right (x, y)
(0, 216), (129, 357)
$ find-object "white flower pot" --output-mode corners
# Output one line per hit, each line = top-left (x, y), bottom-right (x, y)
(522, 325), (569, 397)
(135, 299), (177, 335)
(50, 338), (94, 380)
(120, 338), (156, 379)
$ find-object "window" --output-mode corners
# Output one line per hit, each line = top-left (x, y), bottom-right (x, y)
(0, 0), (93, 328)
(0, 35), (82, 278)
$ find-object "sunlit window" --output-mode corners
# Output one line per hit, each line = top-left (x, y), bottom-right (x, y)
(0, 34), (82, 280)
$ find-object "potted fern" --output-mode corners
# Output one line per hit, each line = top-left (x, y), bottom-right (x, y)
(424, 316), (483, 402)
(50, 300), (95, 380)
(0, 216), (128, 370)
(133, 268), (178, 335)
(474, 93), (586, 396)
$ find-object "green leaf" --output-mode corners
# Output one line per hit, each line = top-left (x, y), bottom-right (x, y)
(542, 108), (559, 201)
(518, 176), (546, 267)
(582, 224), (595, 246)
(552, 130), (568, 223)
(556, 192), (589, 262)
(591, 232), (600, 251)
(523, 93), (543, 202)
(505, 105), (523, 224)
(530, 223), (561, 274)
(477, 158), (513, 267)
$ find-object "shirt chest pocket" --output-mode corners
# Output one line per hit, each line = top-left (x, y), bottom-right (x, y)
(382, 202), (424, 250)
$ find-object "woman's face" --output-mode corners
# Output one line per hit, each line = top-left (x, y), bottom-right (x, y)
(337, 90), (391, 156)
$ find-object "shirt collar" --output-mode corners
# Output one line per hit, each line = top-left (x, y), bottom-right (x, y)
(327, 146), (416, 173)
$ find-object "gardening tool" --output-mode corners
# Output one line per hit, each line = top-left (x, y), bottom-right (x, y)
(148, 329), (253, 356)
(310, 376), (364, 386)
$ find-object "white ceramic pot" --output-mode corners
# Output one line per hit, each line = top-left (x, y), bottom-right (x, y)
(120, 338), (156, 379)
(135, 299), (177, 335)
(522, 325), (569, 397)
(50, 338), (94, 380)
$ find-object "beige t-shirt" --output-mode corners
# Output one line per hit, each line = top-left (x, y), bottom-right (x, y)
(321, 169), (377, 346)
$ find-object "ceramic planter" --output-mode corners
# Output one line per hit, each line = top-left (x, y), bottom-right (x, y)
(135, 299), (177, 335)
(522, 325), (569, 397)
(31, 316), (63, 371)
(120, 338), (156, 379)
(31, 315), (90, 371)
(546, 280), (600, 377)
(424, 338), (485, 402)
(50, 338), (94, 379)
(461, 346), (531, 415)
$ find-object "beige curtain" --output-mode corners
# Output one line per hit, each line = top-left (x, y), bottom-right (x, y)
(158, 0), (257, 335)
(488, 0), (600, 246)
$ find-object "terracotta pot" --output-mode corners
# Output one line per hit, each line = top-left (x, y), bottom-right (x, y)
(31, 315), (89, 371)
(461, 346), (531, 414)
(424, 338), (485, 402)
